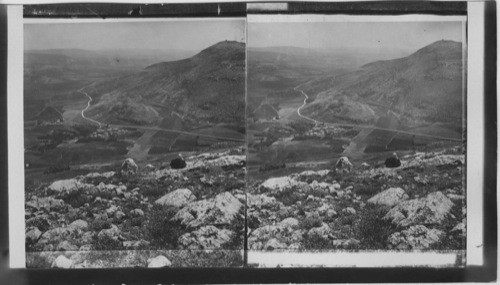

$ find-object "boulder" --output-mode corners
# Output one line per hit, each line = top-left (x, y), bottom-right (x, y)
(331, 238), (360, 249)
(308, 223), (331, 239)
(145, 164), (156, 171)
(263, 238), (287, 250)
(405, 154), (464, 169)
(189, 154), (245, 170)
(260, 176), (307, 192)
(247, 194), (278, 209)
(367, 187), (409, 207)
(343, 207), (356, 215)
(278, 217), (299, 228)
(155, 188), (196, 208)
(69, 219), (89, 231)
(248, 222), (305, 250)
(123, 240), (150, 249)
(451, 222), (466, 236)
(385, 153), (401, 168)
(387, 225), (444, 250)
(114, 211), (126, 220)
(38, 226), (79, 246)
(178, 226), (233, 249)
(360, 162), (371, 170)
(57, 241), (78, 251)
(25, 227), (42, 243)
(26, 196), (65, 211)
(51, 255), (73, 269)
(147, 255), (172, 268)
(170, 157), (187, 169)
(130, 209), (145, 217)
(295, 169), (331, 179)
(97, 224), (122, 241)
(335, 156), (353, 173)
(121, 158), (138, 175)
(85, 171), (115, 179)
(47, 179), (90, 193)
(385, 191), (454, 227)
(105, 205), (119, 215)
(172, 192), (242, 228)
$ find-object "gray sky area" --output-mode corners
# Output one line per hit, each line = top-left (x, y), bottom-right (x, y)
(25, 19), (245, 51)
(249, 21), (464, 52)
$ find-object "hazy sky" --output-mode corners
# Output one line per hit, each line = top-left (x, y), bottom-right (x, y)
(25, 19), (245, 51)
(249, 21), (464, 52)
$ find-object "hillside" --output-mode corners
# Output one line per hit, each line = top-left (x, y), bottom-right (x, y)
(85, 41), (246, 128)
(301, 40), (464, 126)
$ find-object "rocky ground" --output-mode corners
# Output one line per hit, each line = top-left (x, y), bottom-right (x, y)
(25, 147), (246, 268)
(25, 145), (466, 268)
(247, 146), (465, 253)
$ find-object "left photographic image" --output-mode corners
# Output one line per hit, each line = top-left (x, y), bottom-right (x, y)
(23, 18), (246, 268)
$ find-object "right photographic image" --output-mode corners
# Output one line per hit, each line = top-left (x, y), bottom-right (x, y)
(246, 15), (467, 267)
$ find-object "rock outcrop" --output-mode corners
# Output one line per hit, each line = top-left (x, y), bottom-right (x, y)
(367, 187), (409, 207)
(384, 191), (454, 227)
(121, 158), (138, 175)
(147, 255), (172, 268)
(155, 188), (196, 208)
(387, 225), (444, 249)
(173, 192), (242, 228)
(335, 156), (353, 173)
(178, 226), (233, 249)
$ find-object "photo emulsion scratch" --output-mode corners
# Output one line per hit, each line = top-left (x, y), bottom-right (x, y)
(20, 15), (467, 269)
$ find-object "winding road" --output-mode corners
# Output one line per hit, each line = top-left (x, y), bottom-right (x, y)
(78, 88), (245, 143)
(294, 86), (319, 125)
(293, 86), (461, 142)
(78, 89), (103, 127)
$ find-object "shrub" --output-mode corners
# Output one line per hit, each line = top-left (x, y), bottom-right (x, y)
(271, 187), (304, 206)
(92, 235), (123, 251)
(302, 233), (332, 250)
(145, 204), (186, 249)
(91, 218), (111, 232)
(26, 216), (51, 232)
(259, 162), (286, 172)
(300, 216), (323, 230)
(224, 208), (245, 250)
(355, 204), (396, 249)
(61, 190), (91, 208)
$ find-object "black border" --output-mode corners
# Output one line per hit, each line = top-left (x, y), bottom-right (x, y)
(1, 1), (497, 284)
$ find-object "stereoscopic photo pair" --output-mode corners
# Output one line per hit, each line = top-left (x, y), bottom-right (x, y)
(15, 14), (470, 268)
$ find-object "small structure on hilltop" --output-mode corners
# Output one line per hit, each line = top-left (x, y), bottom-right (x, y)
(170, 153), (187, 169)
(385, 152), (402, 168)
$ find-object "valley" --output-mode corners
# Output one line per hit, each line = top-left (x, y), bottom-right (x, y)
(247, 40), (464, 179)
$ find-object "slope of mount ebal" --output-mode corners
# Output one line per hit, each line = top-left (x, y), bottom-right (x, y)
(300, 40), (464, 128)
(84, 41), (246, 129)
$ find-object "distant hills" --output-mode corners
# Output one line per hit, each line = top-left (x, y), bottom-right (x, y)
(85, 41), (246, 128)
(25, 48), (196, 70)
(300, 40), (464, 126)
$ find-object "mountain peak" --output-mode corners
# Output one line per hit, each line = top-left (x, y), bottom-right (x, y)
(194, 40), (245, 60)
(411, 40), (462, 59)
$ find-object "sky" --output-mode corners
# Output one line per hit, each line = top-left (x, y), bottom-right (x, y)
(248, 21), (464, 53)
(24, 19), (245, 51)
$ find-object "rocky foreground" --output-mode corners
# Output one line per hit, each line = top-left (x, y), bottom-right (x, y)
(25, 147), (246, 268)
(25, 146), (465, 268)
(247, 147), (465, 252)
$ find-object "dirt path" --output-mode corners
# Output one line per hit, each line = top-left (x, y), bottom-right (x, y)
(78, 88), (103, 127)
(127, 130), (157, 161)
